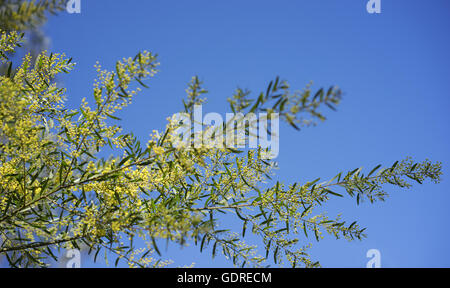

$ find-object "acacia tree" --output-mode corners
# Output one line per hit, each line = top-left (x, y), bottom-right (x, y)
(0, 0), (66, 75)
(0, 3), (443, 268)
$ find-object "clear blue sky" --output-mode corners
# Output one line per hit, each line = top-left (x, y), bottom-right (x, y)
(45, 0), (450, 267)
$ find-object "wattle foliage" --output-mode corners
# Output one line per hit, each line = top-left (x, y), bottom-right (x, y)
(0, 2), (443, 268)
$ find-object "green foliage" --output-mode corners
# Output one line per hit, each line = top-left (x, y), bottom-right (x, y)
(0, 1), (66, 76)
(228, 77), (342, 130)
(0, 0), (65, 32)
(0, 27), (443, 268)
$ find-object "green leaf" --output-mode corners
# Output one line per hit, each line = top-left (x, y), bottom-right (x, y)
(151, 237), (161, 256)
(212, 241), (217, 258)
(265, 240), (271, 259)
(105, 113), (121, 120)
(273, 246), (279, 264)
(324, 189), (343, 197)
(349, 221), (357, 229)
(115, 257), (121, 267)
(6, 61), (12, 78)
(135, 77), (149, 88)
(368, 164), (382, 177)
(200, 234), (207, 252)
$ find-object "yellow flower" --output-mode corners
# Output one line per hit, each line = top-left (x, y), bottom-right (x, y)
(153, 146), (164, 155)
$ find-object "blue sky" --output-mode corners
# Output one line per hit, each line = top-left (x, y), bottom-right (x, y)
(45, 0), (450, 267)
